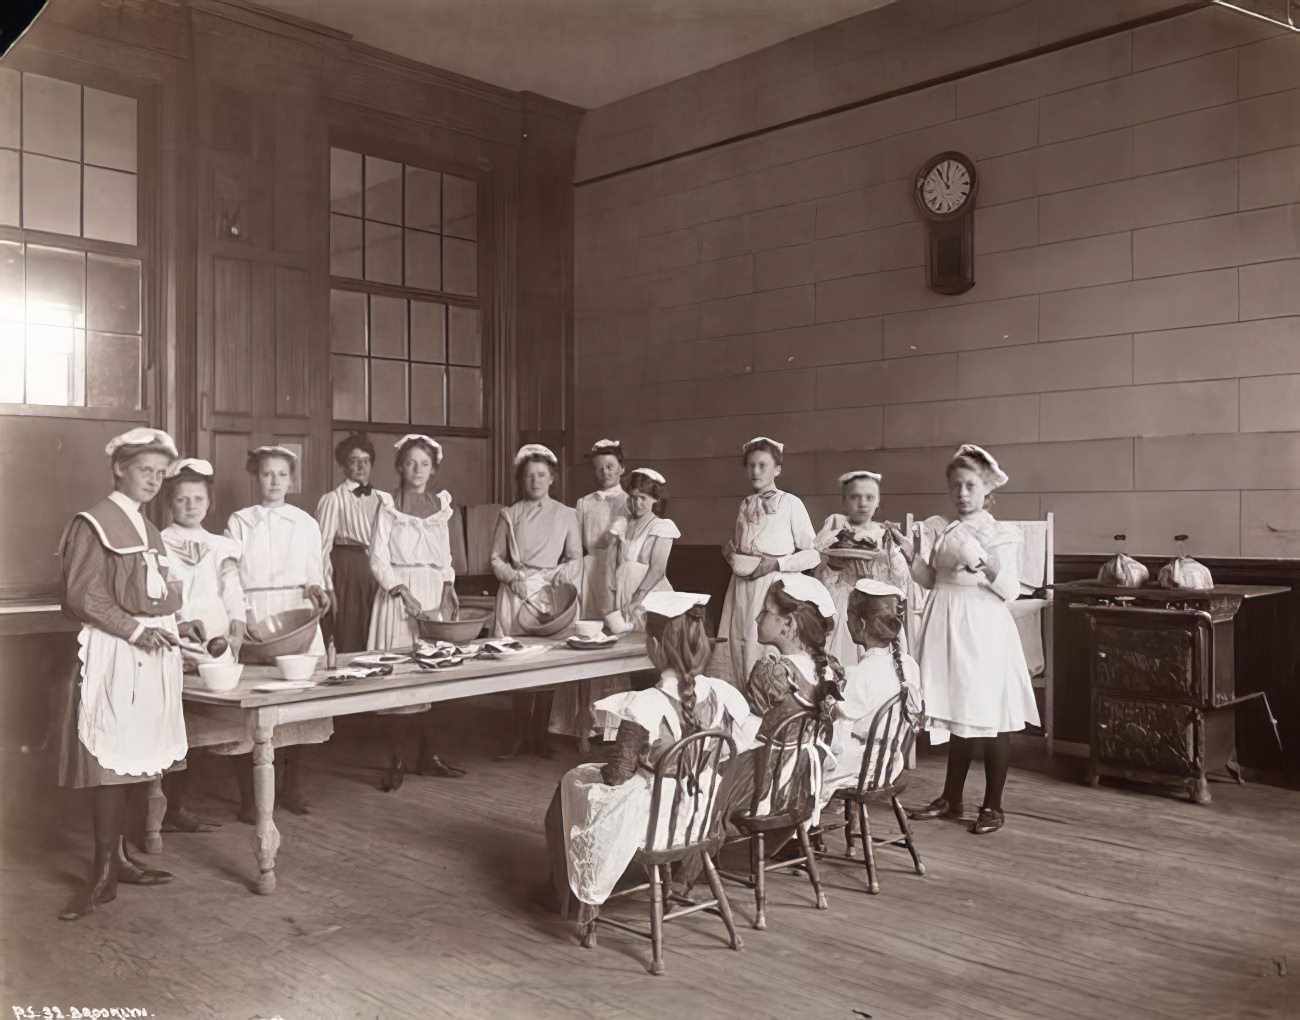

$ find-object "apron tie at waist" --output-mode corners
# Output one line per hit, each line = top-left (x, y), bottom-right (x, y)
(244, 584), (308, 593)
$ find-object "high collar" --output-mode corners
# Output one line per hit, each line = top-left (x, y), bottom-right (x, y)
(593, 487), (626, 501)
(108, 490), (142, 514)
(344, 479), (371, 493)
(861, 645), (891, 658)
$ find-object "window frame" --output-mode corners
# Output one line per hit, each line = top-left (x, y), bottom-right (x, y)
(0, 57), (156, 423)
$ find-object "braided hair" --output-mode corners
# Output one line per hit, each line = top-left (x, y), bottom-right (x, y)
(644, 604), (711, 736)
(767, 583), (844, 723)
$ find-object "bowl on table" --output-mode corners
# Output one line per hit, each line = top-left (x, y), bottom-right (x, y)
(196, 661), (243, 692)
(517, 582), (580, 638)
(240, 608), (321, 665)
(416, 607), (494, 644)
(572, 620), (603, 640)
(603, 610), (634, 636)
(275, 654), (318, 682)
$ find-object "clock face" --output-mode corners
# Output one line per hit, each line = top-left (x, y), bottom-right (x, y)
(920, 158), (972, 215)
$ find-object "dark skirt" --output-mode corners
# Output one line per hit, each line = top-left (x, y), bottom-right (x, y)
(330, 544), (377, 653)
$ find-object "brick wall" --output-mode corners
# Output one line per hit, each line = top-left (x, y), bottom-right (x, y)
(573, 4), (1300, 557)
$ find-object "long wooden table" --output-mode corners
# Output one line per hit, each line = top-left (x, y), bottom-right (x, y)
(170, 635), (653, 894)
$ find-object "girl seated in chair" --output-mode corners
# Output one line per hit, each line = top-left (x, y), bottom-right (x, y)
(545, 592), (752, 939)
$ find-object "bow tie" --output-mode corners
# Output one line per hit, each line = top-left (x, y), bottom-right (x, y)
(352, 484), (374, 498)
(745, 490), (781, 517)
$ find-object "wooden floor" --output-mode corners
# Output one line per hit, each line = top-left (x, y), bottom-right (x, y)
(2, 697), (1297, 1020)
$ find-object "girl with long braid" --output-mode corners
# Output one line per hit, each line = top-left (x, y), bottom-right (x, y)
(544, 592), (752, 935)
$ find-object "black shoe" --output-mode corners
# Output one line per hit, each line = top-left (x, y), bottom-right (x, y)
(381, 753), (405, 792)
(58, 845), (118, 920)
(417, 755), (466, 778)
(971, 807), (1005, 834)
(115, 840), (173, 885)
(908, 797), (962, 820)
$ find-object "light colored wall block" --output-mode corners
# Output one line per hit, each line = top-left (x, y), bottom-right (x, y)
(885, 393), (1040, 449)
(883, 295), (1039, 358)
(1242, 490), (1300, 556)
(1240, 374), (1300, 432)
(1133, 207), (1300, 278)
(1040, 269), (1238, 341)
(1238, 147), (1300, 211)
(1133, 103), (1237, 176)
(1040, 490), (1241, 557)
(1039, 380), (1238, 441)
(1133, 318), (1300, 383)
(958, 335), (1133, 397)
(752, 317), (883, 371)
(1240, 259), (1300, 319)
(1136, 432), (1300, 490)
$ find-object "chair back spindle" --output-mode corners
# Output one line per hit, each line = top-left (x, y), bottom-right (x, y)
(644, 729), (736, 856)
(855, 690), (923, 794)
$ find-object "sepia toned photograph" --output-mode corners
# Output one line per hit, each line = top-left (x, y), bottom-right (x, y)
(0, 0), (1296, 1017)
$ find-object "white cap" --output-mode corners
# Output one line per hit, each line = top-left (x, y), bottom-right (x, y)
(105, 427), (178, 459)
(395, 434), (443, 464)
(590, 438), (622, 454)
(774, 574), (836, 619)
(630, 467), (666, 485)
(853, 578), (905, 599)
(642, 591), (709, 619)
(838, 469), (882, 486)
(953, 443), (1009, 489)
(166, 457), (213, 478)
(249, 444), (297, 464)
(515, 443), (559, 466)
(742, 436), (784, 455)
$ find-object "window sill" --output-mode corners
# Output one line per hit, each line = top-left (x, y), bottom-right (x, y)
(0, 404), (150, 422)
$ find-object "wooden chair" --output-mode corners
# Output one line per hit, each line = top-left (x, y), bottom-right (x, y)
(722, 708), (830, 929)
(590, 729), (744, 975)
(814, 689), (925, 894)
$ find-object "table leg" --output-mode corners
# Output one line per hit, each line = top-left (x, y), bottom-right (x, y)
(251, 724), (281, 894)
(144, 776), (166, 854)
(576, 680), (592, 757)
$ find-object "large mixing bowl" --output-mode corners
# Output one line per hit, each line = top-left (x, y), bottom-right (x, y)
(241, 608), (320, 665)
(416, 607), (494, 643)
(516, 582), (579, 638)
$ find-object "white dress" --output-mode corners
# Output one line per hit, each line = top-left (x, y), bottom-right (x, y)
(560, 672), (752, 906)
(225, 503), (326, 656)
(820, 646), (921, 808)
(161, 523), (246, 667)
(576, 488), (627, 620)
(716, 490), (820, 687)
(914, 511), (1039, 743)
(610, 513), (680, 627)
(813, 515), (911, 666)
(367, 489), (455, 651)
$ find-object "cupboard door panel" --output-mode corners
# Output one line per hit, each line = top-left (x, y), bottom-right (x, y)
(212, 257), (251, 415)
(274, 266), (309, 417)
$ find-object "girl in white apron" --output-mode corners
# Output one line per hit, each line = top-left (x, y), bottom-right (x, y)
(490, 444), (584, 757)
(225, 446), (330, 819)
(159, 457), (246, 834)
(609, 468), (680, 627)
(717, 437), (820, 687)
(886, 444), (1039, 835)
(56, 428), (190, 921)
(552, 439), (629, 741)
(813, 470), (910, 666)
(368, 435), (465, 787)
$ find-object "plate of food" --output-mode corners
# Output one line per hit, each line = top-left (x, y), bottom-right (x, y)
(477, 638), (546, 659)
(252, 679), (318, 692)
(566, 633), (619, 650)
(351, 652), (409, 667)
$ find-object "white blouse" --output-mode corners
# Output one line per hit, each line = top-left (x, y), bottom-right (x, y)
(729, 490), (820, 573)
(225, 503), (325, 604)
(316, 480), (394, 589)
(369, 490), (456, 593)
(161, 523), (246, 628)
(576, 488), (628, 554)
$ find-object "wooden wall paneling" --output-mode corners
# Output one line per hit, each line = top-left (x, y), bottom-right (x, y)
(212, 257), (253, 415)
(273, 266), (310, 418)
(211, 428), (257, 523)
(273, 92), (312, 255)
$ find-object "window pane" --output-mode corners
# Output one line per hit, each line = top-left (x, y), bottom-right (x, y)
(23, 74), (80, 161)
(364, 221), (402, 284)
(0, 68), (18, 149)
(443, 237), (477, 296)
(369, 294), (407, 358)
(0, 149), (17, 227)
(411, 362), (446, 427)
(26, 324), (82, 406)
(22, 154), (80, 236)
(448, 305), (481, 366)
(404, 229), (440, 291)
(364, 156), (402, 224)
(405, 166), (440, 231)
(444, 175), (477, 240)
(448, 365), (482, 428)
(0, 322), (23, 401)
(330, 214), (363, 278)
(0, 241), (21, 321)
(410, 300), (446, 362)
(86, 254), (141, 334)
(329, 148), (362, 215)
(329, 289), (366, 354)
(83, 88), (137, 172)
(370, 359), (408, 423)
(26, 245), (84, 328)
(85, 331), (140, 409)
(84, 166), (137, 244)
(332, 354), (367, 420)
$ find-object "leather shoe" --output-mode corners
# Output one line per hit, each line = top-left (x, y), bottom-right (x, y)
(115, 841), (173, 885)
(417, 755), (466, 778)
(971, 807), (1005, 834)
(908, 797), (962, 820)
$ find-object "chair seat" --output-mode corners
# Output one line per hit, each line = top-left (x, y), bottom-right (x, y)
(730, 810), (805, 834)
(830, 777), (908, 804)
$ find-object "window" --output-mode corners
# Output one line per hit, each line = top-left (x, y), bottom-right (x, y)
(329, 147), (484, 431)
(0, 69), (142, 410)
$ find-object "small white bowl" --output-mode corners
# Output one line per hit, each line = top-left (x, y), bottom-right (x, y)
(603, 610), (634, 636)
(573, 620), (603, 640)
(197, 661), (244, 692)
(275, 654), (318, 682)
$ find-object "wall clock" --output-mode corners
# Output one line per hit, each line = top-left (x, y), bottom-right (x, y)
(913, 150), (977, 295)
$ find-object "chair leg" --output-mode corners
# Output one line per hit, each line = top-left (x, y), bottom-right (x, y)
(795, 823), (828, 910)
(858, 802), (880, 894)
(892, 794), (926, 876)
(700, 852), (742, 951)
(649, 864), (666, 976)
(753, 832), (767, 930)
(843, 798), (855, 857)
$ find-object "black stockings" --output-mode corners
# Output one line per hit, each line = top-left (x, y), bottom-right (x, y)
(940, 733), (1011, 809)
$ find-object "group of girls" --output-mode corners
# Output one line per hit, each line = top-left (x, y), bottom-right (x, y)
(549, 435), (1040, 933)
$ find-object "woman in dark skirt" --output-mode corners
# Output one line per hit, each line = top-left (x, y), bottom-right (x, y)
(316, 433), (393, 653)
(56, 427), (196, 921)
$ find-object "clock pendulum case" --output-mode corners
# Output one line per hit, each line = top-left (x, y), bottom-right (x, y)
(913, 150), (978, 294)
